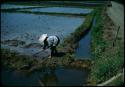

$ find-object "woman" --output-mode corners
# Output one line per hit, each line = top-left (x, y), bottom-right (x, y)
(39, 34), (60, 58)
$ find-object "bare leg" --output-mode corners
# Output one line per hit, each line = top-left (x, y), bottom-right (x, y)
(48, 47), (54, 58)
(54, 47), (57, 54)
(48, 51), (51, 58)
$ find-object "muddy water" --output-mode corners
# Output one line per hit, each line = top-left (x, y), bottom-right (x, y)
(19, 7), (93, 14)
(75, 17), (96, 59)
(1, 68), (89, 86)
(1, 12), (84, 56)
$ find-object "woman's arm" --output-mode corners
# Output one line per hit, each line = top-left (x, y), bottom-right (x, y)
(43, 38), (49, 49)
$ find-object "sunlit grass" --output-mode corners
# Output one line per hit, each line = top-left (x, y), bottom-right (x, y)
(88, 7), (124, 85)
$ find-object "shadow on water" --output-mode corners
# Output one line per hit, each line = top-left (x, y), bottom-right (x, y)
(38, 68), (90, 86)
(39, 69), (58, 86)
(1, 67), (89, 86)
(53, 52), (66, 57)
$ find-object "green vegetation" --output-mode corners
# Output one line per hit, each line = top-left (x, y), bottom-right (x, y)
(87, 7), (124, 85)
(1, 48), (91, 73)
(2, 1), (103, 8)
(1, 48), (37, 70)
(113, 0), (124, 4)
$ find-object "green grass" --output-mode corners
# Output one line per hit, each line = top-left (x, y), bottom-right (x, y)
(88, 7), (124, 85)
(1, 48), (38, 70)
(2, 1), (101, 8)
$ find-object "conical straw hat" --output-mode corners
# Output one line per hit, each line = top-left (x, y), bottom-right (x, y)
(39, 34), (47, 44)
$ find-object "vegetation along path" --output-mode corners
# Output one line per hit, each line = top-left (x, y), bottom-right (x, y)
(87, 2), (124, 86)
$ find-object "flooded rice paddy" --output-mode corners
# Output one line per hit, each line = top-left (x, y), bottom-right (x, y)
(1, 3), (94, 86)
(1, 12), (84, 56)
(18, 7), (93, 14)
(1, 12), (84, 41)
(1, 4), (43, 9)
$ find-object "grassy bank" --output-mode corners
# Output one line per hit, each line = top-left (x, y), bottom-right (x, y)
(1, 47), (91, 73)
(59, 10), (95, 54)
(87, 7), (124, 85)
(1, 48), (37, 70)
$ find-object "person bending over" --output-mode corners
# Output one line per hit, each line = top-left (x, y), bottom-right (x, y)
(39, 34), (60, 58)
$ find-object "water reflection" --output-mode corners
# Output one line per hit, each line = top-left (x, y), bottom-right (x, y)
(1, 67), (89, 86)
(39, 68), (58, 86)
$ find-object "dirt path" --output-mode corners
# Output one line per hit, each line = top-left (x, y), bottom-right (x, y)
(107, 1), (124, 42)
(97, 72), (123, 86)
